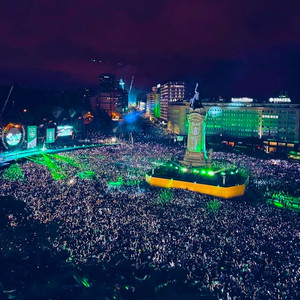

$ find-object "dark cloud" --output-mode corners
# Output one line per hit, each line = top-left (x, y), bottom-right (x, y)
(0, 0), (299, 100)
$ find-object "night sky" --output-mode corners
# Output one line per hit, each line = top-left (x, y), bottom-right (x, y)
(0, 0), (300, 100)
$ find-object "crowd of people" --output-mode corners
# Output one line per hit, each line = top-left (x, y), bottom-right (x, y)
(0, 130), (299, 300)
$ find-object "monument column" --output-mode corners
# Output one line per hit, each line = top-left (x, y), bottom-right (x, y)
(182, 84), (207, 167)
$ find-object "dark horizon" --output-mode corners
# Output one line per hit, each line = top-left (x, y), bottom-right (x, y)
(0, 0), (299, 100)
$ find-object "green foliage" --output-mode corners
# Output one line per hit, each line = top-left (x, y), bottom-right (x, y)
(2, 163), (24, 181)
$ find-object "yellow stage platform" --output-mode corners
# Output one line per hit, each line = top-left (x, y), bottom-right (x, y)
(146, 175), (246, 199)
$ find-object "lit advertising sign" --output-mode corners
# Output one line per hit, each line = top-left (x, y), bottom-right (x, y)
(6, 129), (22, 146)
(269, 97), (291, 103)
(2, 123), (25, 149)
(46, 128), (55, 143)
(231, 97), (253, 103)
(57, 125), (73, 137)
(27, 126), (37, 149)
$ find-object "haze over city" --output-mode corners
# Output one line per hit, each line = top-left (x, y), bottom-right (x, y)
(0, 0), (300, 100)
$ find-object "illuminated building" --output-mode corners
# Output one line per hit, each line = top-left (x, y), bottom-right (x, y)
(160, 81), (185, 121)
(154, 86), (161, 118)
(288, 151), (300, 162)
(205, 102), (260, 139)
(167, 102), (190, 135)
(204, 96), (300, 152)
(90, 73), (128, 118)
(146, 86), (156, 115)
(167, 96), (300, 152)
(147, 85), (161, 117)
(136, 92), (146, 110)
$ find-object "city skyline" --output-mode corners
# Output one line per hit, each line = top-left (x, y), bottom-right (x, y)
(0, 0), (299, 101)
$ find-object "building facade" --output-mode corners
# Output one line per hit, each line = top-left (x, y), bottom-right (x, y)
(167, 102), (190, 135)
(205, 97), (300, 152)
(90, 73), (128, 119)
(160, 81), (185, 121)
(147, 85), (161, 118)
(146, 86), (156, 115)
(167, 96), (300, 152)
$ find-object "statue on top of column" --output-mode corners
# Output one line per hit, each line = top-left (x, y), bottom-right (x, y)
(190, 83), (203, 110)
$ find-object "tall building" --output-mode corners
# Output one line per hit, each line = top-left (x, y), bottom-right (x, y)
(90, 73), (128, 119)
(146, 88), (156, 115)
(160, 81), (185, 121)
(154, 85), (161, 118)
(146, 85), (161, 117)
(136, 92), (146, 109)
(99, 73), (116, 92)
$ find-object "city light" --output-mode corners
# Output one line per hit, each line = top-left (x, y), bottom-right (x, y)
(68, 178), (75, 185)
(231, 97), (253, 103)
(269, 97), (291, 103)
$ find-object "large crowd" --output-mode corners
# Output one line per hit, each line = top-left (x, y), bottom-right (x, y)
(0, 131), (299, 300)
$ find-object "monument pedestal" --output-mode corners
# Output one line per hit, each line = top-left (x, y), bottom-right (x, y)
(182, 150), (207, 167)
(182, 107), (207, 168)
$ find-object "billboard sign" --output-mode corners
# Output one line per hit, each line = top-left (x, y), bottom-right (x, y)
(27, 126), (37, 149)
(46, 128), (55, 143)
(57, 125), (73, 137)
(2, 123), (25, 149)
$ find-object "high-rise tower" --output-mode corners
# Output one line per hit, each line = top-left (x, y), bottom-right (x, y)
(160, 81), (185, 121)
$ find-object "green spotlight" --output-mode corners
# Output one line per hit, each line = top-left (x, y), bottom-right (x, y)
(207, 171), (215, 176)
(201, 170), (206, 174)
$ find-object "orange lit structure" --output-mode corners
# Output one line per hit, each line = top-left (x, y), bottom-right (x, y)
(146, 174), (246, 199)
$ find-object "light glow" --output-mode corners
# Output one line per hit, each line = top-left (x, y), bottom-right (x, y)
(269, 97), (291, 103)
(231, 97), (253, 103)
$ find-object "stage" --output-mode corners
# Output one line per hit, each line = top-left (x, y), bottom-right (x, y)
(146, 163), (248, 199)
(0, 143), (120, 167)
